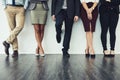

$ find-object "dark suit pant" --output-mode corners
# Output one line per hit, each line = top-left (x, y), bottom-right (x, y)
(55, 9), (74, 52)
(100, 11), (119, 50)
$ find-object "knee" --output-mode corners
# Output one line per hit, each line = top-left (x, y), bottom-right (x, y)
(55, 22), (62, 28)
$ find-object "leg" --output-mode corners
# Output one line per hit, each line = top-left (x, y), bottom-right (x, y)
(85, 23), (94, 57)
(7, 7), (25, 51)
(39, 24), (45, 54)
(85, 33), (89, 54)
(100, 13), (109, 51)
(55, 10), (64, 43)
(62, 13), (73, 53)
(89, 23), (94, 54)
(34, 24), (42, 54)
(109, 13), (119, 51)
(40, 24), (45, 42)
(3, 6), (16, 55)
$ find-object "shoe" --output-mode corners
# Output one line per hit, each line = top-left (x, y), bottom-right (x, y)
(3, 41), (10, 56)
(63, 51), (70, 58)
(85, 49), (90, 58)
(12, 50), (18, 58)
(90, 54), (96, 58)
(110, 50), (115, 57)
(103, 50), (110, 57)
(40, 53), (45, 57)
(39, 49), (45, 57)
(56, 32), (61, 43)
(35, 53), (40, 57)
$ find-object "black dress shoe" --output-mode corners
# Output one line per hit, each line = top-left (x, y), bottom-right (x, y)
(12, 50), (18, 58)
(56, 32), (61, 43)
(63, 51), (70, 58)
(3, 41), (10, 56)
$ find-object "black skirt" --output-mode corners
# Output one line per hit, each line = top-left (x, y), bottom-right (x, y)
(80, 2), (98, 32)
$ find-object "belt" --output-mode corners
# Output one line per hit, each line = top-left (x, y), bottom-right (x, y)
(7, 4), (23, 7)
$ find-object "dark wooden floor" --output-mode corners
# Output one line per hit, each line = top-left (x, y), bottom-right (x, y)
(0, 54), (120, 80)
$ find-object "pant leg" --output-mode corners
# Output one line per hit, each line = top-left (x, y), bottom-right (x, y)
(6, 6), (25, 50)
(5, 6), (18, 50)
(55, 10), (64, 34)
(100, 13), (109, 50)
(109, 12), (119, 50)
(62, 10), (74, 52)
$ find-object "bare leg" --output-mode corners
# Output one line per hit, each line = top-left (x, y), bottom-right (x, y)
(39, 24), (45, 54)
(89, 23), (94, 55)
(86, 32), (90, 54)
(34, 24), (42, 54)
(86, 23), (94, 55)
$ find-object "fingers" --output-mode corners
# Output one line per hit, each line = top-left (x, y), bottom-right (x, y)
(52, 15), (56, 21)
(74, 16), (79, 22)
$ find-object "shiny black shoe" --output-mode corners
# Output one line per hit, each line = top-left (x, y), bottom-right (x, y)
(85, 49), (90, 58)
(3, 41), (10, 56)
(12, 50), (18, 58)
(56, 32), (61, 43)
(85, 54), (90, 58)
(91, 54), (95, 58)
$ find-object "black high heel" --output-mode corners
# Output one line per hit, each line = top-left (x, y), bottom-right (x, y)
(91, 54), (95, 58)
(85, 49), (90, 58)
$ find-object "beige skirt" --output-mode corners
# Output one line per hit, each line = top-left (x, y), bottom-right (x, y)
(30, 3), (48, 24)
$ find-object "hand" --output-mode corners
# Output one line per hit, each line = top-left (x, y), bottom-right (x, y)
(74, 16), (79, 22)
(86, 8), (93, 14)
(52, 15), (56, 21)
(89, 8), (93, 13)
(87, 13), (92, 20)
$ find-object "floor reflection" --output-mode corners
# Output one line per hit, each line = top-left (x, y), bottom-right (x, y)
(84, 58), (96, 80)
(62, 56), (71, 80)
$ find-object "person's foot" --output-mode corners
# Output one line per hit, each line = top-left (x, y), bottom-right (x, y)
(12, 50), (18, 58)
(110, 50), (115, 57)
(56, 32), (61, 43)
(3, 41), (10, 56)
(103, 50), (110, 57)
(62, 50), (70, 58)
(39, 47), (45, 57)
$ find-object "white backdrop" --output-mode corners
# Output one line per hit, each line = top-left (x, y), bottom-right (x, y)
(0, 1), (120, 54)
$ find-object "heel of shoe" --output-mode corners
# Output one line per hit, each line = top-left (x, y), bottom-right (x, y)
(103, 50), (110, 57)
(110, 50), (115, 57)
(85, 49), (90, 58)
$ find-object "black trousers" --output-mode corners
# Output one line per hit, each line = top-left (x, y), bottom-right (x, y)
(100, 11), (119, 50)
(55, 9), (74, 52)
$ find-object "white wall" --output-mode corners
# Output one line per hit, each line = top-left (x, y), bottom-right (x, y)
(0, 1), (120, 54)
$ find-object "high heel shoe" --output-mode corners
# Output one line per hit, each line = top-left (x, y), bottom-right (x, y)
(89, 49), (95, 58)
(39, 49), (45, 57)
(103, 50), (110, 57)
(110, 50), (115, 57)
(85, 49), (90, 57)
(90, 54), (95, 58)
